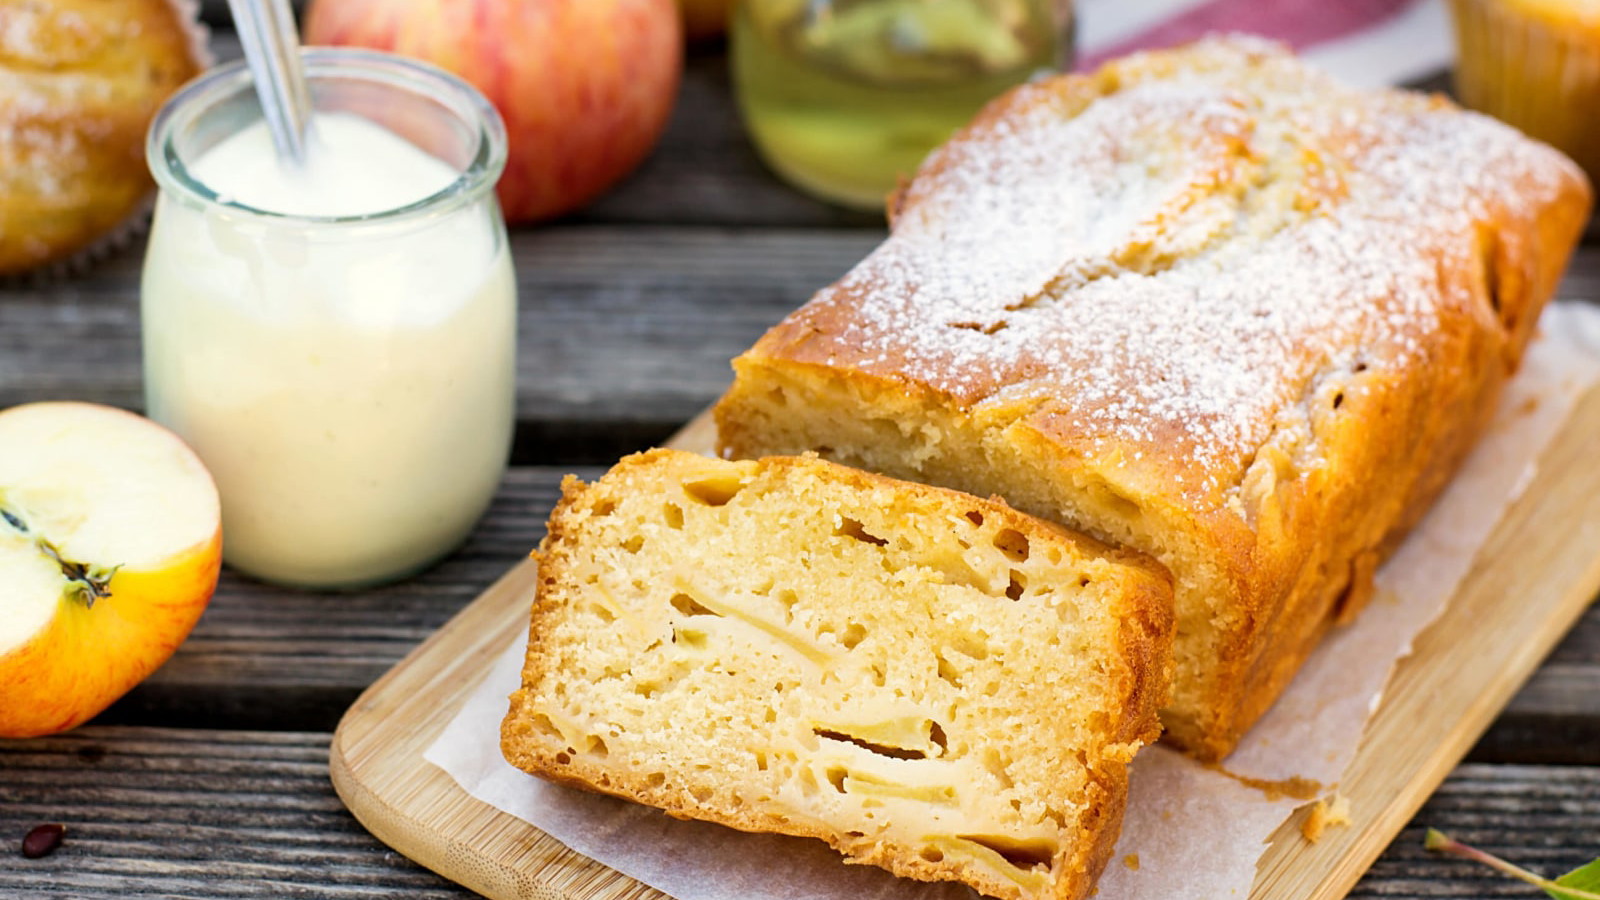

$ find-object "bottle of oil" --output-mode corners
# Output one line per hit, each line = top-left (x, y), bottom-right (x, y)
(733, 0), (1072, 211)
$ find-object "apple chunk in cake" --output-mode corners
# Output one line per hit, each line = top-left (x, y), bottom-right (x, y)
(501, 449), (1173, 900)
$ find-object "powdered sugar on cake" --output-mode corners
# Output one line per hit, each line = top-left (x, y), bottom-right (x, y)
(777, 38), (1577, 493)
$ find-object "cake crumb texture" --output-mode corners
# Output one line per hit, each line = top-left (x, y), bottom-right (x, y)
(1301, 793), (1352, 843)
(501, 450), (1174, 900)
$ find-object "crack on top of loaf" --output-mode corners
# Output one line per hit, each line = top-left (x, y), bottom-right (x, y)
(798, 38), (1569, 491)
(1228, 352), (1374, 522)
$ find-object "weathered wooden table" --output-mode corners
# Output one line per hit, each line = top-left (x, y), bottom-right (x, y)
(2, 25), (1596, 900)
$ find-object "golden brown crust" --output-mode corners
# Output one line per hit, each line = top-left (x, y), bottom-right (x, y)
(714, 37), (1592, 761)
(0, 0), (206, 275)
(502, 450), (1175, 900)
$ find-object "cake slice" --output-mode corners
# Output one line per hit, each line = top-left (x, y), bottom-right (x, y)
(501, 450), (1174, 900)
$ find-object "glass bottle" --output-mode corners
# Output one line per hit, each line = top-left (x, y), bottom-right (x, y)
(733, 0), (1074, 210)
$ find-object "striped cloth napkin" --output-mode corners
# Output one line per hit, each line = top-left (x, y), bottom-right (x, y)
(1075, 0), (1455, 86)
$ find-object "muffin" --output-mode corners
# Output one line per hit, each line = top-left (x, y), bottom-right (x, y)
(1449, 0), (1600, 182)
(0, 0), (208, 276)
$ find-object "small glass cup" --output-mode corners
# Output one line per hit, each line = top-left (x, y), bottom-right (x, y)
(142, 49), (516, 589)
(733, 0), (1075, 210)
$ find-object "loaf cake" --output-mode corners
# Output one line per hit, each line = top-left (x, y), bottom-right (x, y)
(501, 449), (1173, 900)
(714, 37), (1592, 761)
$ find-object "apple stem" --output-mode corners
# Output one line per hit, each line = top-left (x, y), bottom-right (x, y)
(61, 566), (116, 608)
(1424, 829), (1600, 899)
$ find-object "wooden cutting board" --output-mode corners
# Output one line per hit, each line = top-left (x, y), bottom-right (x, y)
(329, 387), (1600, 900)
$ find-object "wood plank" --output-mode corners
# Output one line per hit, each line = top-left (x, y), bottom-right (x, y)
(8, 237), (1600, 464)
(92, 458), (1600, 754)
(90, 467), (594, 732)
(1471, 603), (1600, 763)
(324, 383), (1600, 900)
(0, 227), (880, 461)
(0, 728), (469, 899)
(1351, 765), (1600, 898)
(91, 459), (1600, 755)
(0, 727), (1593, 899)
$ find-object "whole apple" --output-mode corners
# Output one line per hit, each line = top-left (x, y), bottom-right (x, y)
(0, 403), (222, 738)
(305, 0), (682, 224)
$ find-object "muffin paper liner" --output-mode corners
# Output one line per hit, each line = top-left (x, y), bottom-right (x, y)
(1449, 0), (1600, 182)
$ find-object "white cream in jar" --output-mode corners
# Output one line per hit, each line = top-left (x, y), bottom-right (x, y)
(143, 53), (515, 588)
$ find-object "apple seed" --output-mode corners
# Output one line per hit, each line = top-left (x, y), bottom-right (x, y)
(1, 506), (27, 533)
(21, 823), (65, 859)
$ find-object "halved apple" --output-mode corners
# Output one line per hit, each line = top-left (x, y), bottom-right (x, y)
(0, 402), (221, 738)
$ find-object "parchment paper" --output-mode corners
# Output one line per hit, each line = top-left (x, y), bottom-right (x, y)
(426, 302), (1600, 900)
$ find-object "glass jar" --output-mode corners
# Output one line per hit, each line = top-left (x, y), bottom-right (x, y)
(142, 49), (516, 589)
(733, 0), (1074, 210)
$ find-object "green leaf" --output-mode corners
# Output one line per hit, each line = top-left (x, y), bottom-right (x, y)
(1549, 859), (1600, 900)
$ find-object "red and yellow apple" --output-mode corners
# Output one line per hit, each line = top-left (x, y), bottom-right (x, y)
(305, 0), (683, 224)
(0, 402), (221, 738)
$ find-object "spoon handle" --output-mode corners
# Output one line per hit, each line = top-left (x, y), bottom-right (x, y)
(228, 0), (312, 166)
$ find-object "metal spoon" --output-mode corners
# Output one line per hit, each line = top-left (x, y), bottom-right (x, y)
(227, 0), (313, 167)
